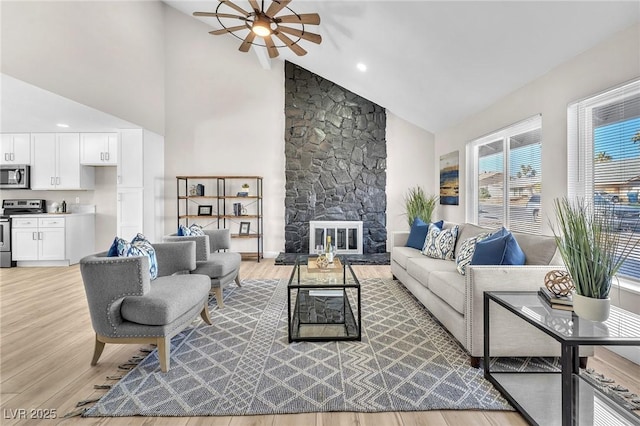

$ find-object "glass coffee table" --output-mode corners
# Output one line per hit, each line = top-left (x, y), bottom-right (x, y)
(287, 255), (361, 342)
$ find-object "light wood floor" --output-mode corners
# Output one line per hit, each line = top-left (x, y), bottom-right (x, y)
(1, 260), (638, 425)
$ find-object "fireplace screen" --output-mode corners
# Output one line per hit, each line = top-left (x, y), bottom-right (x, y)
(309, 221), (363, 255)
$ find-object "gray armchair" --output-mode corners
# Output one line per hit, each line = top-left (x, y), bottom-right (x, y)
(163, 229), (242, 308)
(79, 241), (212, 372)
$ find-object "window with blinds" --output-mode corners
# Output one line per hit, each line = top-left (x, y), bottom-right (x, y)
(467, 115), (542, 234)
(568, 79), (640, 282)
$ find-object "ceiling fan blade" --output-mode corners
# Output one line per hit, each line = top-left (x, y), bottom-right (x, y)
(218, 0), (250, 17)
(239, 32), (257, 52)
(193, 12), (246, 21)
(265, 0), (291, 18)
(209, 25), (248, 35)
(276, 13), (320, 25)
(263, 35), (279, 58)
(277, 26), (322, 44)
(274, 31), (307, 56)
(247, 0), (260, 12)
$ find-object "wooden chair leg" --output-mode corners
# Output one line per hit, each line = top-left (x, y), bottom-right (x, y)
(235, 274), (241, 287)
(157, 337), (170, 373)
(200, 304), (213, 325)
(91, 335), (106, 366)
(212, 286), (224, 308)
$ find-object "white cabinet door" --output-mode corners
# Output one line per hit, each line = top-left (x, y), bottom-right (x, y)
(118, 188), (144, 238)
(38, 228), (66, 260)
(56, 133), (81, 189)
(0, 134), (30, 164)
(81, 133), (118, 165)
(31, 133), (57, 189)
(11, 228), (39, 260)
(117, 129), (144, 187)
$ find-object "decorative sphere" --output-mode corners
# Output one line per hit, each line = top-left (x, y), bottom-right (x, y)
(544, 270), (574, 297)
(315, 255), (329, 269)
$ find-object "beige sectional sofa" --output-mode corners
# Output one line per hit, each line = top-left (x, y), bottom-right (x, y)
(391, 222), (591, 366)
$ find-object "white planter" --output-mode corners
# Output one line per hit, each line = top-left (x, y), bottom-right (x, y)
(573, 293), (610, 322)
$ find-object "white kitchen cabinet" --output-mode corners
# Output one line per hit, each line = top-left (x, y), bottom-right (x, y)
(117, 188), (144, 238)
(116, 129), (164, 242)
(31, 133), (94, 190)
(1, 133), (31, 164)
(11, 214), (95, 266)
(11, 217), (65, 261)
(81, 133), (118, 165)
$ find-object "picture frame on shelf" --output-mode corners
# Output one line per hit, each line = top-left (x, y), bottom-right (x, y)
(239, 222), (251, 235)
(198, 205), (213, 216)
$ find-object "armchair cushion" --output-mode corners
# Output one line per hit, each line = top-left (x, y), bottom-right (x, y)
(120, 275), (210, 325)
(193, 251), (242, 279)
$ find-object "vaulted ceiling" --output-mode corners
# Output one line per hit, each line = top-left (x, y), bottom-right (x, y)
(165, 1), (640, 132)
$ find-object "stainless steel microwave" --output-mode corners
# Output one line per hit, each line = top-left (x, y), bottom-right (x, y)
(0, 165), (30, 189)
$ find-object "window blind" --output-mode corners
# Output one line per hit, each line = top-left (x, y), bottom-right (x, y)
(567, 79), (640, 282)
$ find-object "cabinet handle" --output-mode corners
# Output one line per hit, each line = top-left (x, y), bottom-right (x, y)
(56, 177), (60, 185)
(51, 177), (55, 186)
(100, 152), (104, 161)
(39, 232), (43, 240)
(11, 153), (14, 161)
(105, 152), (109, 161)
(117, 175), (122, 184)
(32, 232), (37, 240)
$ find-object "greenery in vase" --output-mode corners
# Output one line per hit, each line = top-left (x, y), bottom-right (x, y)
(404, 186), (439, 226)
(551, 197), (638, 299)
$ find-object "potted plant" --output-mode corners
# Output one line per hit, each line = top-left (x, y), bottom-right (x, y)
(551, 197), (638, 321)
(404, 186), (439, 226)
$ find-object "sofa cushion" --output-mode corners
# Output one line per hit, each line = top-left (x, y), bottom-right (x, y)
(406, 219), (444, 250)
(454, 223), (494, 259)
(471, 228), (525, 266)
(512, 231), (558, 265)
(406, 256), (458, 286)
(121, 274), (210, 325)
(456, 232), (492, 275)
(422, 224), (458, 260)
(428, 271), (466, 315)
(193, 251), (242, 278)
(392, 246), (423, 269)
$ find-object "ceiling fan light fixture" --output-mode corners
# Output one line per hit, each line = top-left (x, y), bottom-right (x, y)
(251, 17), (272, 37)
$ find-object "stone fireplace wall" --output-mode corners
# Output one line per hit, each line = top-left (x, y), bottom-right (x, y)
(284, 62), (387, 254)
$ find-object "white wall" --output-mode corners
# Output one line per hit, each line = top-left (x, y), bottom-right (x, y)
(434, 23), (640, 231)
(386, 112), (435, 249)
(434, 23), (640, 315)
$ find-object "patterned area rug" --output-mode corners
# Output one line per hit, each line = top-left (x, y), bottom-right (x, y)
(85, 278), (539, 417)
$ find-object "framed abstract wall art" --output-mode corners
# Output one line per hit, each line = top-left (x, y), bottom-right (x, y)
(440, 151), (459, 205)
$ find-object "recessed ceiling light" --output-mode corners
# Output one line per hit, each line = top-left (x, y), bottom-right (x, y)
(356, 63), (367, 72)
(56, 123), (70, 128)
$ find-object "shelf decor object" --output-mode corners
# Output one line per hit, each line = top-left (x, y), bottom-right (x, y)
(177, 175), (263, 261)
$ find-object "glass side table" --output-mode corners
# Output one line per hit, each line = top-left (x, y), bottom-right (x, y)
(287, 255), (361, 342)
(484, 291), (640, 426)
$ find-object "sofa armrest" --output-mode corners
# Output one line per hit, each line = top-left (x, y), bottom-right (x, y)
(465, 265), (565, 356)
(392, 231), (410, 248)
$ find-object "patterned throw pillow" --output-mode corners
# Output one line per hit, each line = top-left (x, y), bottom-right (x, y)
(178, 223), (205, 236)
(107, 233), (158, 280)
(456, 232), (491, 275)
(422, 224), (459, 260)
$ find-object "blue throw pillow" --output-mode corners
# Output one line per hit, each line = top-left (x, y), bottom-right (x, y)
(470, 228), (525, 266)
(178, 224), (205, 237)
(107, 234), (158, 280)
(406, 219), (444, 250)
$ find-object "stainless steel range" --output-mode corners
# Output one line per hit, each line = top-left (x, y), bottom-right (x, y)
(1, 199), (47, 268)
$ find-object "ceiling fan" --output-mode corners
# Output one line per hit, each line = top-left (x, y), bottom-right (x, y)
(194, 0), (322, 58)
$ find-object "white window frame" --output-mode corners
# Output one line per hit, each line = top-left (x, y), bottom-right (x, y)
(568, 79), (640, 290)
(466, 115), (542, 228)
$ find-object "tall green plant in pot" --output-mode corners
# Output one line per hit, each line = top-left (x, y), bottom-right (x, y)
(551, 197), (638, 321)
(404, 186), (438, 226)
